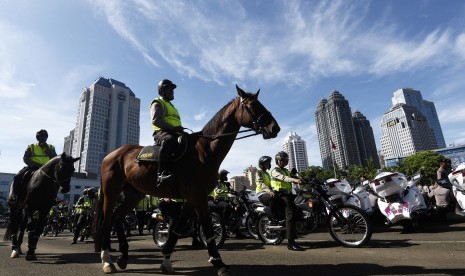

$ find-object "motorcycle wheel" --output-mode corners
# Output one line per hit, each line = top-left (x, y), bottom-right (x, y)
(153, 221), (169, 248)
(245, 214), (259, 240)
(327, 204), (372, 248)
(256, 214), (285, 245)
(199, 212), (226, 249)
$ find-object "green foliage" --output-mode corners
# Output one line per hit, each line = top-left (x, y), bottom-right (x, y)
(402, 150), (445, 185)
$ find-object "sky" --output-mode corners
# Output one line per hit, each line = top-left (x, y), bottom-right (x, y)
(1, 0), (465, 178)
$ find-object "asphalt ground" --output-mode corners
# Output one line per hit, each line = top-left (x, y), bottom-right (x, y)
(1, 213), (465, 276)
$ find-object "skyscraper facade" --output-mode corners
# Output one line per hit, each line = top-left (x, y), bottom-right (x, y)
(392, 88), (445, 148)
(282, 132), (309, 173)
(380, 103), (437, 166)
(315, 91), (361, 171)
(352, 111), (381, 169)
(66, 77), (140, 177)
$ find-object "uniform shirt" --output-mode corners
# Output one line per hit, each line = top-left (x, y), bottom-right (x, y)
(428, 185), (454, 207)
(150, 97), (182, 134)
(270, 167), (300, 194)
(214, 181), (230, 201)
(23, 143), (57, 167)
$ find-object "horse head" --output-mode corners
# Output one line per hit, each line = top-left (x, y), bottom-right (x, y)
(54, 153), (80, 193)
(235, 85), (280, 139)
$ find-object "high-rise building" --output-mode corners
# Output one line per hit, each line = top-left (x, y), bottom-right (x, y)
(66, 77), (140, 177)
(315, 91), (361, 171)
(282, 132), (309, 173)
(380, 103), (437, 166)
(352, 111), (380, 169)
(392, 88), (445, 148)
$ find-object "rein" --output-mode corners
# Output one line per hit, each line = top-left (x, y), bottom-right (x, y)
(195, 97), (266, 141)
(39, 166), (71, 186)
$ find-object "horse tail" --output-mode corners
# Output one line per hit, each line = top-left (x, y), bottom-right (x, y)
(92, 180), (105, 252)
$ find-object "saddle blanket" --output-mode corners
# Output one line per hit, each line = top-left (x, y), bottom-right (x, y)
(136, 145), (160, 162)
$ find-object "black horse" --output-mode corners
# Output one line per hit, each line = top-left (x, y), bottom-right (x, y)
(3, 153), (80, 260)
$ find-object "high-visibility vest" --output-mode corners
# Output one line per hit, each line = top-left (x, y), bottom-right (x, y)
(256, 170), (271, 193)
(214, 181), (229, 201)
(136, 195), (158, 211)
(151, 97), (181, 133)
(29, 143), (55, 165)
(271, 167), (292, 194)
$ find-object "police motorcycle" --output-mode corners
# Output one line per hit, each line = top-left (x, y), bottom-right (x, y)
(325, 178), (373, 216)
(151, 200), (226, 249)
(218, 189), (261, 239)
(367, 172), (427, 231)
(255, 177), (372, 248)
(448, 163), (465, 216)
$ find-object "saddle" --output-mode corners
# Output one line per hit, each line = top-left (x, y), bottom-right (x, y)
(136, 134), (188, 163)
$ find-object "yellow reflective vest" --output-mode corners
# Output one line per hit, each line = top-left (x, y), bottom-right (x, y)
(151, 97), (181, 133)
(271, 167), (292, 194)
(29, 143), (55, 165)
(256, 170), (271, 193)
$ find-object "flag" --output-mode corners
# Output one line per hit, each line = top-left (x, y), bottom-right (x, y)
(330, 138), (336, 150)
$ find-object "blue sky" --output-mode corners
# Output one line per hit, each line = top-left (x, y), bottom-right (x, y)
(1, 0), (465, 177)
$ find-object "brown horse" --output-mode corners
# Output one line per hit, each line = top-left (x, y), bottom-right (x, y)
(93, 85), (280, 275)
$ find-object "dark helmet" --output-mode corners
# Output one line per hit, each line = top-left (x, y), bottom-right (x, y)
(275, 151), (289, 165)
(88, 187), (97, 198)
(36, 129), (48, 141)
(258, 156), (272, 170)
(219, 169), (229, 176)
(158, 79), (177, 95)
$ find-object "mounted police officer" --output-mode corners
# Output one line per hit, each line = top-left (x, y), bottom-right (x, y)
(270, 151), (304, 251)
(8, 129), (57, 205)
(150, 79), (185, 187)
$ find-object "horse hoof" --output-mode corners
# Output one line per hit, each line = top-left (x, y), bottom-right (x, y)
(10, 250), (20, 258)
(218, 266), (232, 276)
(116, 257), (127, 270)
(25, 254), (37, 261)
(160, 263), (175, 274)
(103, 262), (117, 274)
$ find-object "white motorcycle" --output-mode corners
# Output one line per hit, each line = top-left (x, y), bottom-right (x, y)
(368, 172), (427, 231)
(448, 163), (465, 216)
(324, 178), (373, 216)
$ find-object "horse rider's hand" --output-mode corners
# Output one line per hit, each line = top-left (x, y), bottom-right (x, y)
(268, 191), (275, 197)
(173, 126), (185, 133)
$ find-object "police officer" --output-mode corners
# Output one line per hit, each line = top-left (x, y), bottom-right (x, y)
(71, 188), (97, 244)
(213, 169), (232, 221)
(135, 195), (158, 235)
(8, 129), (57, 204)
(270, 151), (304, 251)
(150, 79), (185, 187)
(256, 156), (273, 205)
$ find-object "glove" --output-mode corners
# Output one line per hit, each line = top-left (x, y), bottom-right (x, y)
(173, 126), (185, 133)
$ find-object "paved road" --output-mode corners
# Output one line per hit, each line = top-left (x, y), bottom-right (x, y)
(1, 215), (465, 276)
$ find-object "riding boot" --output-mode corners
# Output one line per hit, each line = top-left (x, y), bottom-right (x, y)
(157, 140), (175, 187)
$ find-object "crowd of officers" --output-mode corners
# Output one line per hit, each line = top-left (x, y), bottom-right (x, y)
(39, 150), (305, 251)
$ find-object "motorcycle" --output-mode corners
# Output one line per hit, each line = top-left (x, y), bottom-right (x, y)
(448, 163), (465, 216)
(367, 172), (427, 231)
(151, 204), (226, 249)
(255, 178), (372, 248)
(325, 178), (373, 216)
(219, 189), (261, 239)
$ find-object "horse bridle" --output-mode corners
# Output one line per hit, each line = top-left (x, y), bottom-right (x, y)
(199, 97), (273, 140)
(39, 162), (73, 187)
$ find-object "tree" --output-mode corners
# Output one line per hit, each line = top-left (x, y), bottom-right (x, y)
(403, 150), (445, 185)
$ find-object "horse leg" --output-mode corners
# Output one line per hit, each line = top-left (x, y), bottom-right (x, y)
(196, 202), (231, 276)
(25, 209), (49, 261)
(7, 206), (21, 258)
(159, 202), (184, 274)
(17, 209), (28, 255)
(111, 188), (143, 271)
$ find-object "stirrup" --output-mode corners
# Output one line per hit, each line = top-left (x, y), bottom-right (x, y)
(157, 172), (174, 187)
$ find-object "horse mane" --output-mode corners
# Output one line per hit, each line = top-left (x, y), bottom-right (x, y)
(201, 92), (255, 136)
